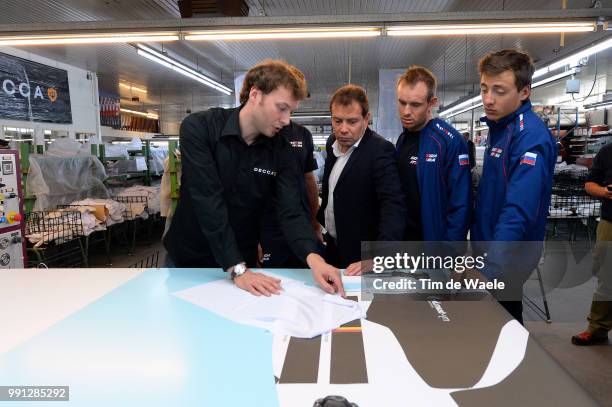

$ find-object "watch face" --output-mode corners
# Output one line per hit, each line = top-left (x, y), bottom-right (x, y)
(235, 263), (247, 275)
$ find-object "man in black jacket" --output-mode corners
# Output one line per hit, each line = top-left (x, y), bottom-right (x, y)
(163, 59), (344, 297)
(317, 84), (406, 273)
(259, 121), (322, 268)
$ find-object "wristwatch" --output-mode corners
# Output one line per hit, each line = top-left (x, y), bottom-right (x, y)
(229, 262), (247, 280)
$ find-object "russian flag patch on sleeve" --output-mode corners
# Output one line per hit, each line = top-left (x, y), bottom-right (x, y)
(520, 152), (537, 166)
(458, 154), (469, 166)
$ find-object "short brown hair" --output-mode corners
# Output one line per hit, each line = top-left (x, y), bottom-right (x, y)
(397, 65), (437, 101)
(329, 84), (369, 117)
(239, 59), (307, 104)
(478, 49), (535, 91)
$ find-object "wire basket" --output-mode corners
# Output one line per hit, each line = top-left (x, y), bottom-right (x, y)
(114, 195), (149, 220)
(549, 173), (601, 219)
(128, 250), (159, 268)
(25, 210), (84, 247)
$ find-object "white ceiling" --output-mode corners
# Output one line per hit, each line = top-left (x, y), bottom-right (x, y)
(0, 0), (610, 132)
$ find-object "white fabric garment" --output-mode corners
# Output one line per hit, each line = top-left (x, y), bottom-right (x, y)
(116, 185), (161, 218)
(324, 136), (363, 239)
(70, 206), (106, 236)
(173, 274), (366, 338)
(70, 198), (127, 226)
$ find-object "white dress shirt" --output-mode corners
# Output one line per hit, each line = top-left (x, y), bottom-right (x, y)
(324, 135), (364, 239)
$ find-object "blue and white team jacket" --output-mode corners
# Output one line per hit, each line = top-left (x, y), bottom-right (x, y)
(471, 100), (557, 243)
(396, 118), (472, 241)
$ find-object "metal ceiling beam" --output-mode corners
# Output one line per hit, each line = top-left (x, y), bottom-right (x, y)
(0, 8), (608, 33)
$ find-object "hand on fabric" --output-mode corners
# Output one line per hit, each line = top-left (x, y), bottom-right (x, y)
(233, 270), (282, 297)
(306, 253), (346, 297)
(345, 259), (374, 276)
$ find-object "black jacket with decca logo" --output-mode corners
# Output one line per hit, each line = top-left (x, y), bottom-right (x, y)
(163, 106), (318, 269)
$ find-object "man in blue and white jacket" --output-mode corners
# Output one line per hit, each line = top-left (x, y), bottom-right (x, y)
(395, 65), (472, 241)
(471, 49), (557, 323)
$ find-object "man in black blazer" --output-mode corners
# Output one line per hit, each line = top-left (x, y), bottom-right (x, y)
(317, 84), (406, 273)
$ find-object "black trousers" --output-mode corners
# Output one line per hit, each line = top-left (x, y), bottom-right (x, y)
(323, 233), (343, 269)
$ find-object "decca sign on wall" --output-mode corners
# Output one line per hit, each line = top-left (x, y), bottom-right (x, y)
(2, 79), (58, 102)
(0, 51), (72, 124)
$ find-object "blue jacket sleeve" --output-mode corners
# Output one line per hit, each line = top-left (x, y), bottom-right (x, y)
(493, 128), (554, 241)
(444, 135), (472, 240)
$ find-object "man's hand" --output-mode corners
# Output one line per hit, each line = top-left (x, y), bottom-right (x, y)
(345, 259), (374, 276)
(234, 270), (282, 297)
(605, 185), (612, 200)
(306, 253), (345, 297)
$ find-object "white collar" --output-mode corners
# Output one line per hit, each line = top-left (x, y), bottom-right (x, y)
(331, 129), (366, 157)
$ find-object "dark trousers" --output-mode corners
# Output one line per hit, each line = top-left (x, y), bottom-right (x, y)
(323, 233), (343, 269)
(163, 250), (258, 269)
(260, 237), (306, 268)
(587, 219), (612, 336)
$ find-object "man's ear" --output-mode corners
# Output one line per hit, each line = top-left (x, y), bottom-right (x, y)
(364, 111), (372, 123)
(519, 85), (531, 102)
(429, 95), (439, 108)
(249, 86), (261, 103)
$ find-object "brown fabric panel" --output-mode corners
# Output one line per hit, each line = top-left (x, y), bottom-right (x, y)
(451, 337), (599, 406)
(366, 292), (508, 388)
(330, 320), (368, 384)
(279, 337), (321, 383)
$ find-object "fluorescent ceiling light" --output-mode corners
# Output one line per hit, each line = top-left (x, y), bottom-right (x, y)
(136, 44), (232, 95)
(443, 69), (577, 119)
(583, 99), (612, 110)
(533, 37), (612, 78)
(185, 27), (381, 41)
(119, 83), (147, 94)
(531, 68), (577, 88)
(439, 95), (482, 117)
(444, 102), (484, 119)
(120, 108), (159, 120)
(0, 32), (178, 46)
(387, 22), (596, 36)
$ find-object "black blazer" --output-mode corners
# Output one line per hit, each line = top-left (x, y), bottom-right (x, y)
(317, 128), (406, 268)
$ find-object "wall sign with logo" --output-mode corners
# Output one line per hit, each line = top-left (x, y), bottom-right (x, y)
(0, 51), (72, 124)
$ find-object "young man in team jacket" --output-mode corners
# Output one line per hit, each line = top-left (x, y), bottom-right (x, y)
(471, 50), (557, 323)
(395, 66), (472, 241)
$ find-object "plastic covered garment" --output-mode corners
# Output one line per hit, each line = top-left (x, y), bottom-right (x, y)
(27, 155), (109, 211)
(45, 138), (92, 158)
(149, 147), (168, 175)
(103, 143), (129, 159)
(173, 274), (366, 339)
